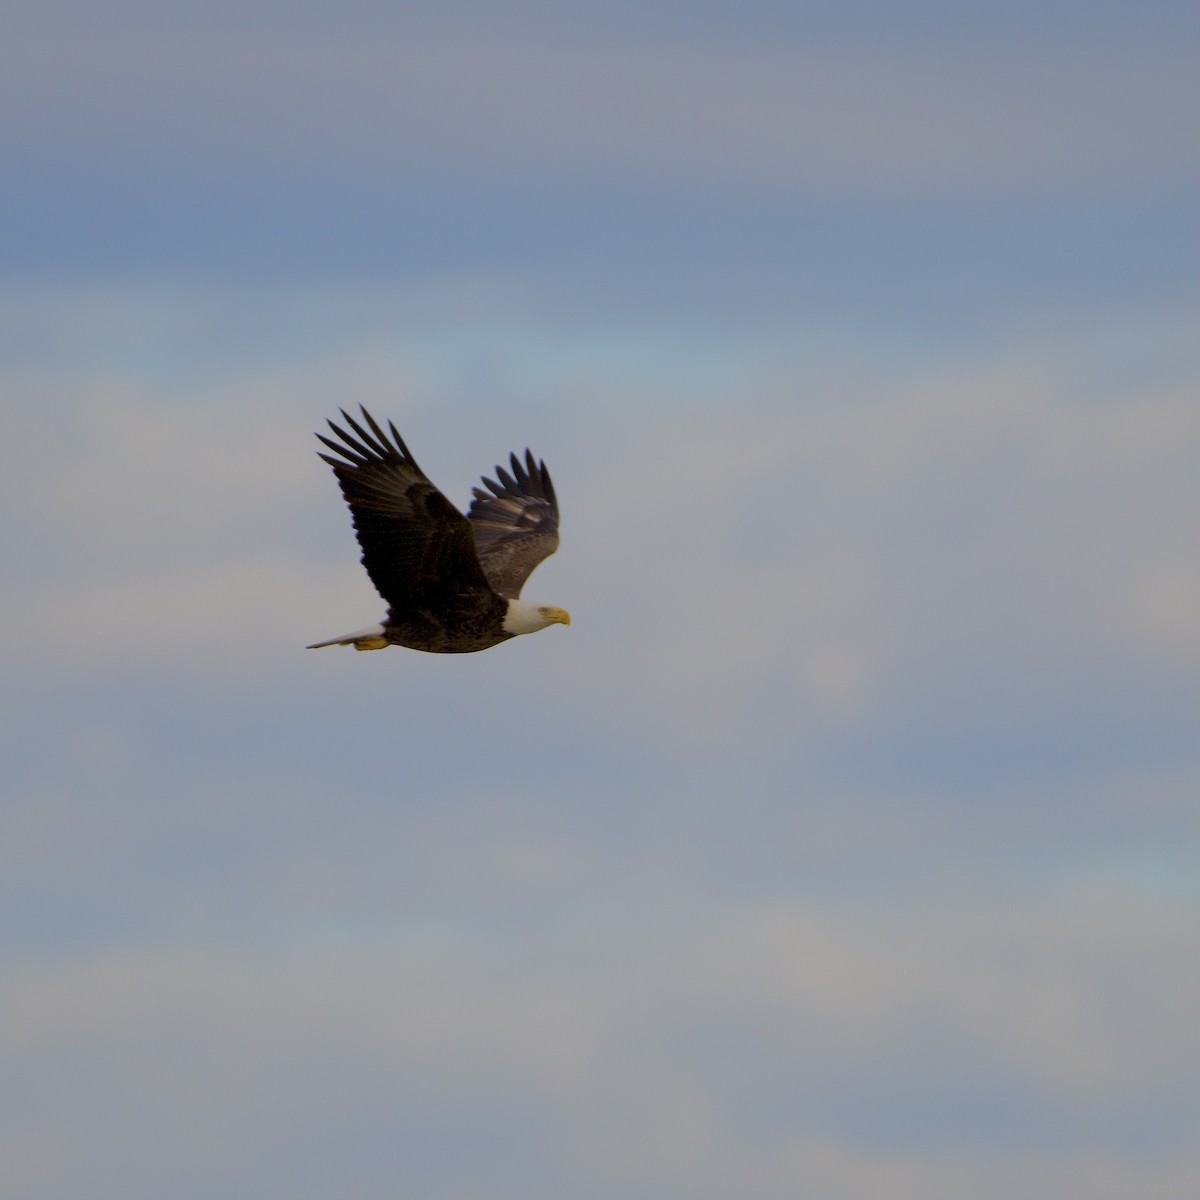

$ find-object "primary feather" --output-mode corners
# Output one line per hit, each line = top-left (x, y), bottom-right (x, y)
(467, 448), (561, 599)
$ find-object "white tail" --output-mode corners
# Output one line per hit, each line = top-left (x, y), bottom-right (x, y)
(306, 623), (389, 650)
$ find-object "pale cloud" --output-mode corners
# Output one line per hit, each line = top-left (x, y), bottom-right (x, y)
(3, 7), (1196, 1193)
(4, 878), (1197, 1200)
(2, 286), (1195, 1200)
(4, 295), (1198, 758)
(1, 348), (398, 682)
(538, 315), (1200, 754)
(1115, 558), (1200, 671)
(4, 21), (1197, 198)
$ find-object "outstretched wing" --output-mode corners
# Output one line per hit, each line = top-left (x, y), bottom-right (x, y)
(466, 449), (560, 599)
(316, 407), (496, 613)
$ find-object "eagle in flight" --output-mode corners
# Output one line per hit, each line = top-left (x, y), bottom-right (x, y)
(308, 407), (570, 654)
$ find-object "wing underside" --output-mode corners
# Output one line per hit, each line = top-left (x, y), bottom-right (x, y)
(467, 449), (561, 599)
(316, 407), (496, 614)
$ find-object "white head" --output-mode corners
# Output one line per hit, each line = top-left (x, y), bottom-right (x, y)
(502, 599), (572, 636)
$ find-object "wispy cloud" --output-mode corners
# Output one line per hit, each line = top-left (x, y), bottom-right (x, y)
(3, 7), (1198, 1196)
(5, 881), (1198, 1200)
(5, 294), (1198, 752)
(5, 21), (1198, 198)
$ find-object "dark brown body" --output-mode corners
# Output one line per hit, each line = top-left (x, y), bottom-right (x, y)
(382, 591), (513, 654)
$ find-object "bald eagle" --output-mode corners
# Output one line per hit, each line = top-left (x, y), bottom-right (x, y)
(308, 407), (570, 654)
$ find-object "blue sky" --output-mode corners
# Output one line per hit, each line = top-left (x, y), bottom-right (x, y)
(3, 4), (1200, 1198)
